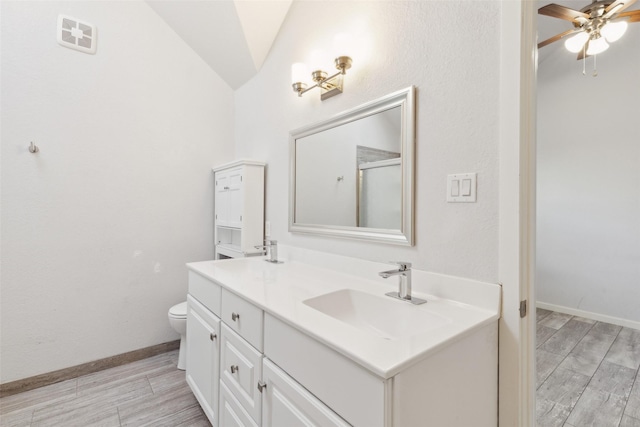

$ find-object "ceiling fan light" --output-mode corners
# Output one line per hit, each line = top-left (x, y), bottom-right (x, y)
(601, 21), (628, 42)
(586, 36), (610, 55)
(564, 32), (589, 53)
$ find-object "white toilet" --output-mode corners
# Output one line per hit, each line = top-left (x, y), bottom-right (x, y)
(168, 301), (187, 370)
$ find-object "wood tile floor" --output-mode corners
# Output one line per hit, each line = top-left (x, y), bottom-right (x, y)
(0, 350), (212, 427)
(4, 316), (639, 427)
(537, 308), (640, 427)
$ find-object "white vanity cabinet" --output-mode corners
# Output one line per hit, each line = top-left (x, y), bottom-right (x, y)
(262, 359), (351, 427)
(186, 294), (221, 424)
(188, 273), (351, 427)
(213, 160), (265, 259)
(264, 314), (384, 427)
(186, 259), (499, 427)
(219, 381), (259, 427)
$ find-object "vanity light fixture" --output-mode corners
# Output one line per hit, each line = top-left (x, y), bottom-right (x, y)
(291, 56), (353, 101)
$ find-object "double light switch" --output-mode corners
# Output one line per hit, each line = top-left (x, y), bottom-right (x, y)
(447, 173), (477, 203)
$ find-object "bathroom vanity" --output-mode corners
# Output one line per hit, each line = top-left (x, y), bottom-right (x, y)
(185, 247), (500, 427)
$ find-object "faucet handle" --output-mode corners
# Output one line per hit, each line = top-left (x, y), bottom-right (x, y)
(256, 239), (277, 250)
(390, 261), (412, 270)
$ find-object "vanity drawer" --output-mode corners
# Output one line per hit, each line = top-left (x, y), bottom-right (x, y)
(222, 289), (263, 351)
(219, 381), (259, 427)
(188, 271), (222, 316)
(220, 324), (263, 425)
(264, 314), (387, 427)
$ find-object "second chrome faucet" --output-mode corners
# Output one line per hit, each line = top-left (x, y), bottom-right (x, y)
(255, 239), (283, 264)
(379, 262), (427, 305)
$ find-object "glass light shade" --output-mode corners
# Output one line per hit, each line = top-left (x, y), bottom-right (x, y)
(564, 32), (589, 53)
(586, 36), (610, 55)
(333, 33), (354, 58)
(291, 63), (308, 84)
(601, 21), (628, 42)
(309, 49), (329, 72)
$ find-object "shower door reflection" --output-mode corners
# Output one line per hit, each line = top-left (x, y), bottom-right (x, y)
(358, 158), (401, 229)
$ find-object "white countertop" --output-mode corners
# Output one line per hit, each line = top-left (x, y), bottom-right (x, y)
(186, 254), (500, 379)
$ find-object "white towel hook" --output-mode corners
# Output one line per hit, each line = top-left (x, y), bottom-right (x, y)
(29, 141), (39, 153)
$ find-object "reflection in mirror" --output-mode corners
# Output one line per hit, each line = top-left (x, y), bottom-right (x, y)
(289, 86), (415, 245)
(295, 107), (401, 227)
(358, 157), (401, 229)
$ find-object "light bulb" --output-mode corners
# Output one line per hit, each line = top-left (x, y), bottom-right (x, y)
(586, 36), (609, 55)
(601, 21), (628, 42)
(309, 49), (329, 73)
(291, 63), (308, 84)
(333, 33), (354, 59)
(564, 32), (589, 53)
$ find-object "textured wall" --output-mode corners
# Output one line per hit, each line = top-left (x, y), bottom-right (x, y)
(537, 24), (640, 322)
(234, 1), (501, 282)
(1, 1), (234, 382)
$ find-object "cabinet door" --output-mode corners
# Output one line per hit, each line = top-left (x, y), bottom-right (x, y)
(186, 297), (221, 425)
(215, 171), (231, 227)
(262, 359), (351, 427)
(226, 168), (244, 228)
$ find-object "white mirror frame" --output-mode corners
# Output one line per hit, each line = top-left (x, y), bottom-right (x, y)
(289, 86), (415, 245)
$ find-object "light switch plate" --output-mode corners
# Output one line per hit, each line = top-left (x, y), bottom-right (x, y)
(447, 173), (477, 202)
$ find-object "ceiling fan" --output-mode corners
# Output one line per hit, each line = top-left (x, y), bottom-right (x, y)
(538, 0), (640, 58)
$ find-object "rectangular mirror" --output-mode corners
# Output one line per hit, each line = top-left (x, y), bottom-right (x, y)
(289, 86), (415, 245)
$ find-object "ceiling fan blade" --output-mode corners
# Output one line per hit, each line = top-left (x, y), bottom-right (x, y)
(617, 9), (640, 22)
(538, 29), (578, 48)
(539, 3), (590, 21)
(604, 0), (637, 17)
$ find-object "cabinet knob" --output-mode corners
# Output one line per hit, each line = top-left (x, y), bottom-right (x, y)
(257, 381), (267, 393)
(209, 333), (216, 341)
(231, 312), (240, 322)
(230, 365), (239, 374)
(224, 186), (230, 190)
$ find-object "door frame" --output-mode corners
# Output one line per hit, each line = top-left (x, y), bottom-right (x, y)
(498, 1), (537, 425)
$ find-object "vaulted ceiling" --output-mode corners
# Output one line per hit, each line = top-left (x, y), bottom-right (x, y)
(146, 0), (637, 87)
(146, 0), (292, 89)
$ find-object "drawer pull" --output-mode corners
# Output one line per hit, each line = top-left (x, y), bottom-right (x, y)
(231, 312), (240, 321)
(209, 333), (216, 341)
(257, 381), (267, 393)
(230, 365), (239, 374)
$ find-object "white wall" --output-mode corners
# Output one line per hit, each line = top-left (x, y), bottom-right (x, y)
(537, 25), (640, 323)
(235, 0), (501, 283)
(0, 1), (234, 383)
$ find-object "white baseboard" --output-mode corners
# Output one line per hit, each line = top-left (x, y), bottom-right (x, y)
(536, 302), (640, 331)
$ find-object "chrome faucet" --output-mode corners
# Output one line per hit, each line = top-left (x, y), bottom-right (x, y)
(255, 239), (282, 264)
(379, 262), (426, 305)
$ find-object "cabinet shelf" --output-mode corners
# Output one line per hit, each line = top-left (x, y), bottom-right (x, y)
(216, 225), (241, 231)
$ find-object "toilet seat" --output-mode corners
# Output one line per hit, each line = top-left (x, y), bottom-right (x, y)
(169, 301), (187, 319)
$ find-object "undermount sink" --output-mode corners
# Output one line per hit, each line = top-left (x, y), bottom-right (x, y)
(303, 289), (450, 340)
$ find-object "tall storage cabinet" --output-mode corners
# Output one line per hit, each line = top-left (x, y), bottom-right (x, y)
(213, 160), (265, 259)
